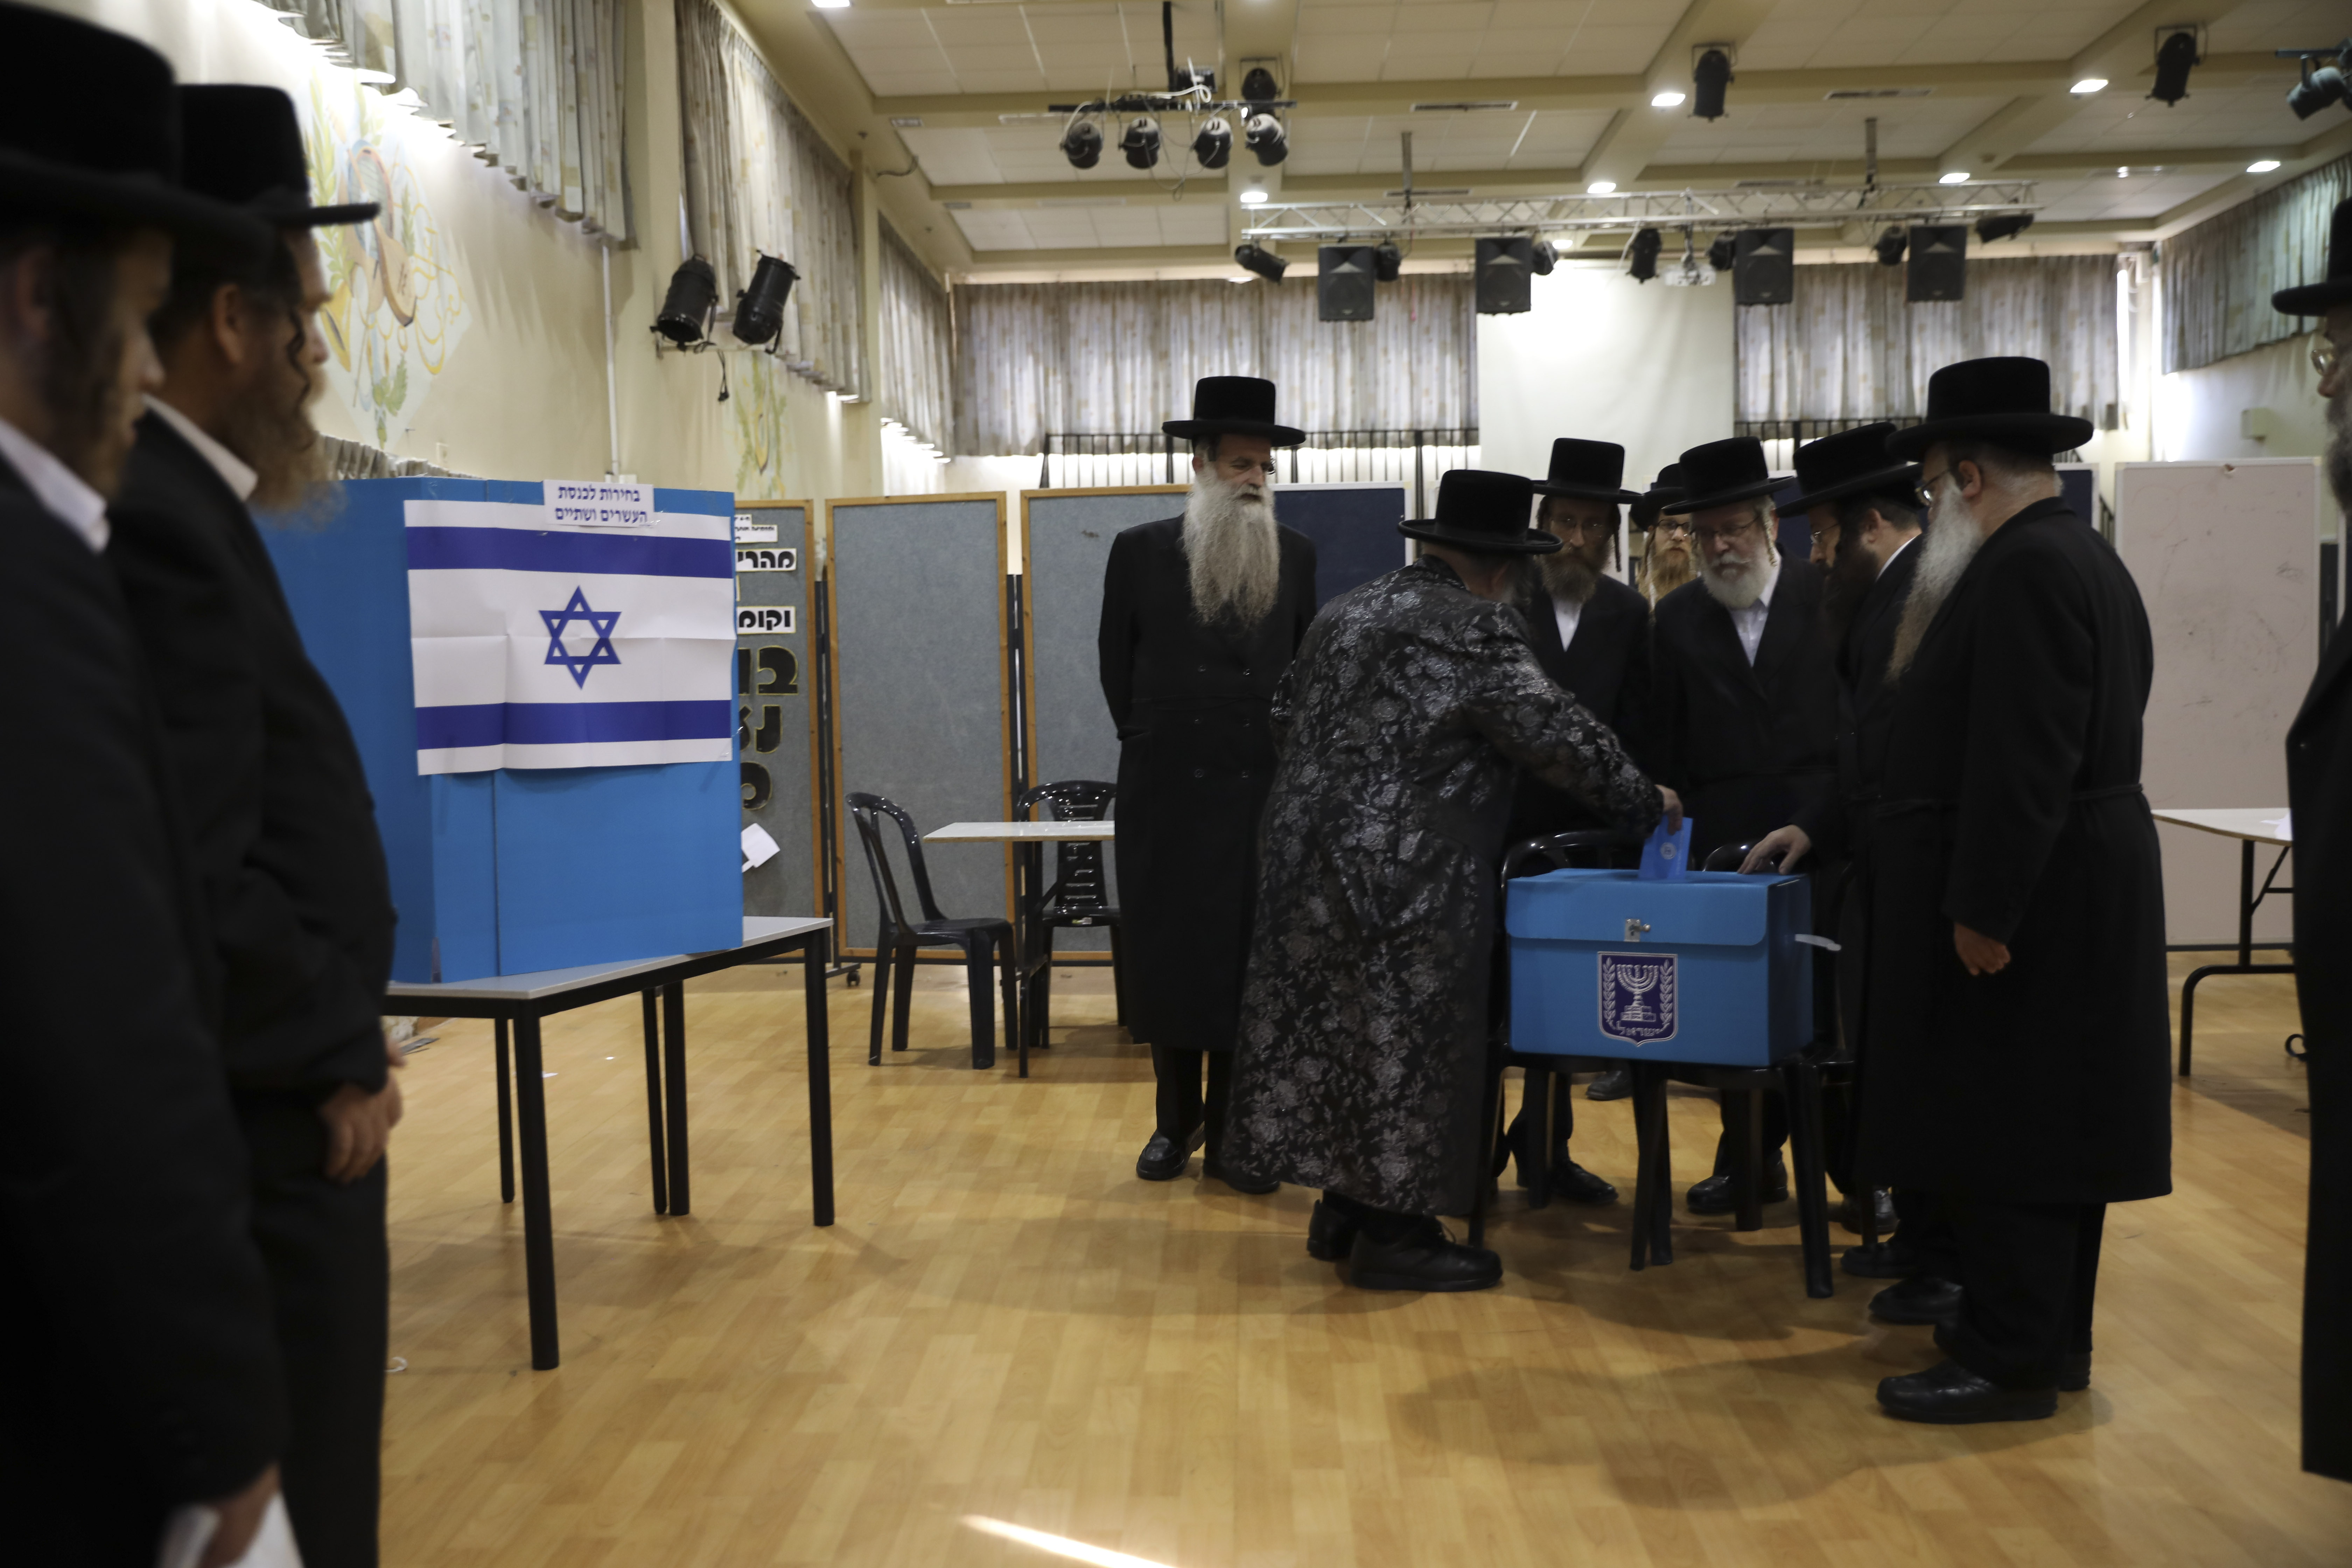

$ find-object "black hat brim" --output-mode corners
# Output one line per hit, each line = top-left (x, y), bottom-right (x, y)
(1780, 461), (1921, 516)
(1661, 474), (1782, 516)
(2273, 279), (2352, 317)
(1885, 412), (2094, 461)
(252, 195), (382, 228)
(1163, 416), (1307, 448)
(1396, 520), (1562, 554)
(1531, 479), (1642, 503)
(0, 151), (271, 254)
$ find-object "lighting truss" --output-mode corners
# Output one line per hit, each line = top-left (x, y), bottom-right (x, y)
(1240, 181), (2040, 243)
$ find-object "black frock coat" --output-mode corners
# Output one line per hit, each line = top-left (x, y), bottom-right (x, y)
(1098, 516), (1318, 1053)
(1855, 499), (2171, 1205)
(1505, 572), (1652, 844)
(1649, 556), (1840, 862)
(2288, 617), (2352, 1481)
(108, 413), (398, 1566)
(0, 461), (287, 1559)
(1795, 538), (1921, 863)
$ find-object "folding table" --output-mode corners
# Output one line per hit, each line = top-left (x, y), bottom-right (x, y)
(2149, 807), (2295, 1075)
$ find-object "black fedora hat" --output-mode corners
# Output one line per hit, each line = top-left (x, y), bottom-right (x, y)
(1884, 356), (2095, 460)
(1780, 422), (1919, 513)
(1162, 375), (1306, 448)
(1532, 437), (1641, 502)
(1631, 462), (1686, 528)
(181, 85), (379, 228)
(1661, 438), (1780, 515)
(0, 4), (267, 252)
(2273, 197), (2352, 317)
(1399, 469), (1559, 555)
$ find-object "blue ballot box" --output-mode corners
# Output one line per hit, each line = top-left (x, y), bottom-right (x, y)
(1504, 868), (1814, 1066)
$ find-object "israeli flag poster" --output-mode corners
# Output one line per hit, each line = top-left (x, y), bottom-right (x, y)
(406, 484), (735, 774)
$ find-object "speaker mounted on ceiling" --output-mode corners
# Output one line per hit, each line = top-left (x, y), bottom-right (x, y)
(1475, 236), (1534, 315)
(1906, 224), (1968, 302)
(1318, 245), (1377, 322)
(1731, 227), (1794, 306)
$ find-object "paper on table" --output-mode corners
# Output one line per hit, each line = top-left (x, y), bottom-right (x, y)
(2262, 812), (2293, 841)
(741, 822), (781, 870)
(158, 1494), (302, 1568)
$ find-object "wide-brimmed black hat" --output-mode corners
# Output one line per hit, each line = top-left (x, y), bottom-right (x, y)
(1399, 469), (1559, 555)
(2274, 197), (2352, 317)
(1532, 437), (1641, 503)
(1780, 422), (1919, 513)
(1162, 375), (1306, 447)
(181, 85), (378, 228)
(1631, 463), (1686, 528)
(1885, 357), (2095, 460)
(0, 4), (268, 252)
(1661, 438), (1781, 515)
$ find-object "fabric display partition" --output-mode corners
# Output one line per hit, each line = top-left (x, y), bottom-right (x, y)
(735, 500), (820, 927)
(825, 495), (1015, 961)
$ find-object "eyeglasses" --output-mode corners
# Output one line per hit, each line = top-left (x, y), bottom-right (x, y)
(1808, 525), (1836, 546)
(1917, 467), (1955, 497)
(1652, 519), (1692, 536)
(1550, 517), (1615, 539)
(1689, 517), (1762, 546)
(2314, 328), (2344, 382)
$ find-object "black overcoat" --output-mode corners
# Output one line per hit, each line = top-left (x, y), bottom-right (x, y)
(1222, 558), (1662, 1214)
(1098, 516), (1318, 1053)
(2288, 617), (2352, 1481)
(108, 413), (398, 1564)
(1506, 572), (1652, 843)
(1855, 499), (2171, 1204)
(0, 461), (287, 1558)
(1796, 539), (1921, 862)
(1650, 557), (1840, 861)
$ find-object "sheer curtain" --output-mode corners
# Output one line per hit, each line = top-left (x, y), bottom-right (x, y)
(877, 221), (952, 452)
(2164, 154), (2352, 373)
(262, 0), (631, 241)
(1736, 255), (2118, 431)
(952, 275), (1478, 456)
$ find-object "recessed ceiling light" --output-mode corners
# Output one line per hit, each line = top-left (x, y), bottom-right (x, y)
(2116, 166), (2129, 178)
(2248, 158), (2282, 173)
(1588, 180), (1617, 194)
(1651, 91), (1686, 108)
(1938, 171), (1970, 185)
(2071, 78), (2107, 94)
(812, 0), (848, 9)
(1240, 187), (1267, 205)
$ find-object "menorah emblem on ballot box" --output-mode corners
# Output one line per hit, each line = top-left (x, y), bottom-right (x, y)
(1598, 952), (1679, 1045)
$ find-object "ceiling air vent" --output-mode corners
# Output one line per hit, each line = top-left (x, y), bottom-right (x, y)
(1410, 100), (1518, 113)
(1823, 87), (1933, 99)
(889, 117), (923, 128)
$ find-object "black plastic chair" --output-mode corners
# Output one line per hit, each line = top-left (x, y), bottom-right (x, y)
(1014, 780), (1125, 1054)
(847, 792), (1022, 1074)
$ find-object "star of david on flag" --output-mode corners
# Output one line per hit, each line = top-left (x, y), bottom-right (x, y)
(540, 587), (622, 686)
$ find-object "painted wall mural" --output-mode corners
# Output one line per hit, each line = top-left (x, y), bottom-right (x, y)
(730, 351), (793, 501)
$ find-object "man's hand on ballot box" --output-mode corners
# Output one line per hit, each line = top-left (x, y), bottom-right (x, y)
(1954, 922), (2012, 976)
(1658, 786), (1684, 836)
(1741, 824), (1810, 874)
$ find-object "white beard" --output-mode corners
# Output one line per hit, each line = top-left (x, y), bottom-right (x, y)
(1183, 475), (1280, 626)
(1886, 484), (1987, 680)
(1699, 542), (1771, 610)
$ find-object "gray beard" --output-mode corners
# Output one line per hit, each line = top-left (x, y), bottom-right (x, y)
(1887, 485), (1986, 681)
(2328, 378), (2352, 516)
(1699, 545), (1770, 610)
(1539, 550), (1599, 605)
(1183, 476), (1280, 626)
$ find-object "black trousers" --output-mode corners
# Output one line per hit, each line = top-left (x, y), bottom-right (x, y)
(1913, 1194), (2107, 1391)
(1152, 1045), (1232, 1158)
(1321, 1188), (1432, 1239)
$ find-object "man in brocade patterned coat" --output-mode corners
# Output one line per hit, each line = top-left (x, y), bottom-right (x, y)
(1223, 470), (1677, 1293)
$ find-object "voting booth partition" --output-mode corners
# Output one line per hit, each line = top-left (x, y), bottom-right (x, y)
(733, 501), (821, 926)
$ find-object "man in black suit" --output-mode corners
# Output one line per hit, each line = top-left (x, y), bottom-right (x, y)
(2274, 197), (2352, 1481)
(1650, 436), (1840, 1213)
(0, 9), (289, 1563)
(106, 86), (401, 1567)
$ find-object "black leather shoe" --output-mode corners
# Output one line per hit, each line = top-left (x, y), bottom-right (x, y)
(1306, 1200), (1357, 1261)
(1348, 1219), (1503, 1293)
(1586, 1065), (1633, 1101)
(1837, 1187), (1899, 1236)
(1135, 1125), (1204, 1181)
(1204, 1160), (1278, 1195)
(1841, 1238), (1923, 1280)
(1550, 1160), (1619, 1205)
(1877, 1360), (2057, 1424)
(1687, 1160), (1788, 1214)
(1869, 1274), (1963, 1325)
(2059, 1352), (2091, 1393)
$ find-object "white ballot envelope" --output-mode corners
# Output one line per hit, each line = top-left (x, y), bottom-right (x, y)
(158, 1493), (302, 1568)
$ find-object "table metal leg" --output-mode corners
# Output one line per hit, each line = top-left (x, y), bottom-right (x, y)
(804, 931), (835, 1227)
(663, 981), (690, 1217)
(511, 1013), (560, 1370)
(494, 1017), (515, 1204)
(2179, 838), (2297, 1076)
(641, 990), (667, 1214)
(2238, 838), (2255, 969)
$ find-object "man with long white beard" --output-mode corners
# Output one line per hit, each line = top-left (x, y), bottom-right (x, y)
(1860, 356), (2168, 1425)
(1099, 377), (1318, 1188)
(2273, 197), (2352, 1480)
(1650, 436), (1841, 1213)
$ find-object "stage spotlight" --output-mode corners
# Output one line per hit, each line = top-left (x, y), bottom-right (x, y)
(1373, 241), (1402, 281)
(2150, 29), (2198, 106)
(1531, 239), (1558, 276)
(1475, 236), (1535, 313)
(1692, 48), (1732, 120)
(1121, 116), (1162, 170)
(1623, 227), (1662, 284)
(1060, 118), (1102, 169)
(1234, 243), (1287, 283)
(1242, 66), (1280, 103)
(1975, 212), (2035, 244)
(1193, 117), (1233, 169)
(731, 253), (799, 345)
(1245, 112), (1289, 166)
(2288, 56), (2347, 119)
(654, 256), (716, 346)
(1873, 226), (1907, 266)
(1706, 233), (1736, 271)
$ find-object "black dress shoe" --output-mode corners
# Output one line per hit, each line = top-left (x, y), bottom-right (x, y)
(1877, 1360), (2057, 1424)
(2059, 1352), (2091, 1392)
(1687, 1160), (1788, 1214)
(1549, 1160), (1619, 1205)
(1306, 1199), (1357, 1261)
(1586, 1065), (1633, 1101)
(1869, 1274), (1963, 1325)
(1204, 1160), (1278, 1195)
(1348, 1219), (1503, 1293)
(1135, 1125), (1204, 1181)
(1841, 1238), (1923, 1280)
(1837, 1187), (1899, 1236)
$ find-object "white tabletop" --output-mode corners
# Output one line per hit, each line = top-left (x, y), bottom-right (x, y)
(2149, 807), (2292, 846)
(386, 915), (831, 1001)
(926, 820), (1116, 842)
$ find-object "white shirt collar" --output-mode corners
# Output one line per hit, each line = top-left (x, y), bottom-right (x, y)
(1877, 531), (1918, 579)
(145, 396), (258, 503)
(0, 414), (110, 552)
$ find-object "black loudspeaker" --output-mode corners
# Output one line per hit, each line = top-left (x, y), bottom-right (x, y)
(1732, 227), (1794, 305)
(1907, 225), (1968, 302)
(1475, 236), (1534, 315)
(1318, 245), (1377, 322)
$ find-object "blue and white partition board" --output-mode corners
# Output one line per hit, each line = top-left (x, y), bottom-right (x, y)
(733, 500), (817, 923)
(825, 495), (1013, 960)
(263, 477), (741, 982)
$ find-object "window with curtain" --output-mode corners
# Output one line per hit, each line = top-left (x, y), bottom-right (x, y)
(2162, 154), (2352, 374)
(951, 274), (1478, 457)
(263, 0), (631, 241)
(1735, 255), (2119, 435)
(674, 0), (863, 395)
(877, 221), (952, 453)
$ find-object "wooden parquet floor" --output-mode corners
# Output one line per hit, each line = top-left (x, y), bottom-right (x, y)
(380, 950), (2352, 1567)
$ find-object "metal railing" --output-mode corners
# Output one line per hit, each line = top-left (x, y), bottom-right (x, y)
(1039, 429), (1479, 518)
